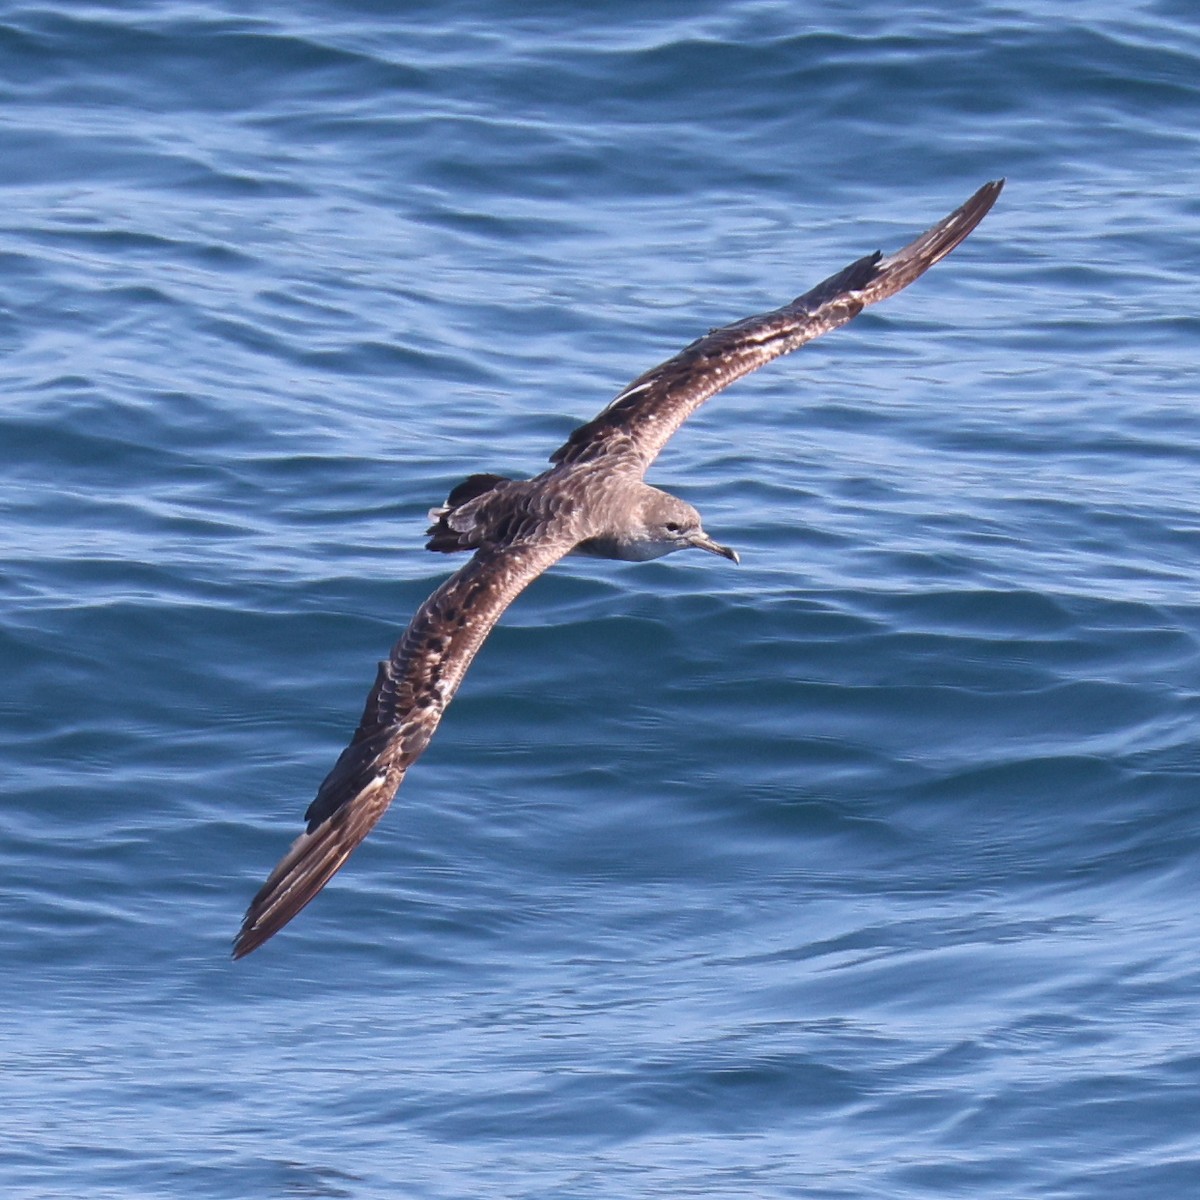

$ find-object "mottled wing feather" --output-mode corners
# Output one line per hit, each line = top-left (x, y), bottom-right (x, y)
(550, 179), (1003, 471)
(233, 537), (573, 957)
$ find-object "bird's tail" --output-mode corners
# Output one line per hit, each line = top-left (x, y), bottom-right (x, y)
(425, 473), (515, 552)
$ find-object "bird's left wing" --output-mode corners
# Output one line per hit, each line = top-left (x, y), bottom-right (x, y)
(550, 179), (1003, 472)
(233, 536), (574, 958)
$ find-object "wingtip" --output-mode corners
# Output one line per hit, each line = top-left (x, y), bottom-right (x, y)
(972, 177), (1006, 212)
(959, 178), (1005, 223)
(231, 905), (272, 959)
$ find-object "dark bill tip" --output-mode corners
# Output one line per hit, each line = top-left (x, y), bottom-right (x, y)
(689, 532), (740, 564)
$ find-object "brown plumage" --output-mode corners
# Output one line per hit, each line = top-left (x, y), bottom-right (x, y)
(233, 180), (1003, 957)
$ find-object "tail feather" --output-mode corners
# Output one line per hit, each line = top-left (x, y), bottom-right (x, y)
(425, 473), (514, 552)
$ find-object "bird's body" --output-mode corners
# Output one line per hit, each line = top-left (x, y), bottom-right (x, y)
(234, 180), (1003, 958)
(426, 464), (731, 563)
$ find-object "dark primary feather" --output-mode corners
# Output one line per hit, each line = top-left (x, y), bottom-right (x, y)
(550, 179), (1003, 471)
(233, 537), (572, 958)
(235, 181), (1002, 957)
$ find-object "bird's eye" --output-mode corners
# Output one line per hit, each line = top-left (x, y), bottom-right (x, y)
(665, 522), (682, 534)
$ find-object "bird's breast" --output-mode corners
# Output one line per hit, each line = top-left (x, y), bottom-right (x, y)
(572, 535), (674, 562)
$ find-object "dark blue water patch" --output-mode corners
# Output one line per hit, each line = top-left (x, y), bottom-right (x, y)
(0, 9), (428, 115)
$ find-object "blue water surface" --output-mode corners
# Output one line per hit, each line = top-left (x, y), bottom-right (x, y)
(2, 1), (1199, 1197)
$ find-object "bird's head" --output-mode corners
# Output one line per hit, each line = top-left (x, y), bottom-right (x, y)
(630, 488), (740, 564)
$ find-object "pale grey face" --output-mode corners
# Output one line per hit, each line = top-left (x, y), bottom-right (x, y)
(637, 490), (740, 564)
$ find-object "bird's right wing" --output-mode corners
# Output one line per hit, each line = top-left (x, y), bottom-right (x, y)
(550, 180), (1003, 472)
(233, 536), (574, 958)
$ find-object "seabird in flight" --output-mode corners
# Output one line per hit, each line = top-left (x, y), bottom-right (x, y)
(233, 179), (1003, 957)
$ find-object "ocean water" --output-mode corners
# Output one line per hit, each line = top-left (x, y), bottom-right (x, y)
(2, 1), (1199, 1196)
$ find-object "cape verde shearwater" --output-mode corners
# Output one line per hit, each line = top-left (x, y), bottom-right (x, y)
(234, 180), (1003, 957)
